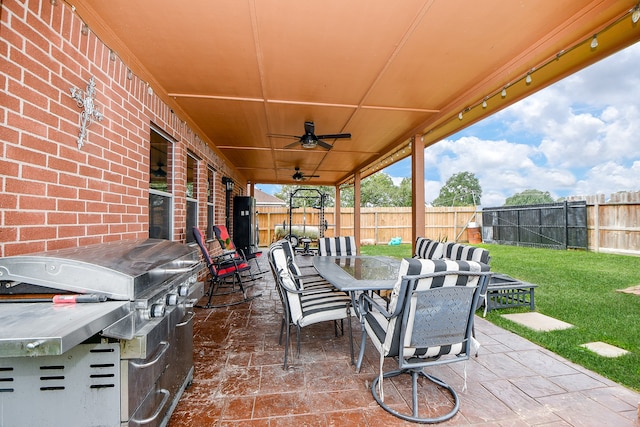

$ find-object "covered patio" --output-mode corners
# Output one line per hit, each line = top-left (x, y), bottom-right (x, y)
(168, 255), (640, 426)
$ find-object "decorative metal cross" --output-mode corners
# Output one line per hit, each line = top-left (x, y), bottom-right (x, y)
(69, 76), (104, 149)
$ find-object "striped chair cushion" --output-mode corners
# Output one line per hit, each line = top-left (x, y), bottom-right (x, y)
(413, 237), (444, 260)
(318, 236), (356, 256)
(277, 239), (334, 291)
(364, 258), (488, 360)
(443, 242), (490, 264)
(269, 243), (350, 327)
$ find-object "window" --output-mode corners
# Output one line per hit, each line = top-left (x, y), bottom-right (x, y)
(149, 128), (173, 240)
(206, 167), (216, 240)
(186, 153), (198, 243)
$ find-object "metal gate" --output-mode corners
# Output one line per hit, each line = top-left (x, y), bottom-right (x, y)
(482, 201), (587, 250)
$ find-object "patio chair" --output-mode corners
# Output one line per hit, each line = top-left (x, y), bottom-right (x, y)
(278, 238), (336, 291)
(318, 236), (357, 256)
(193, 227), (261, 308)
(213, 224), (267, 278)
(356, 257), (491, 423)
(268, 241), (353, 370)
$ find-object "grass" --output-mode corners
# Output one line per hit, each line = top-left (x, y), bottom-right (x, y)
(360, 243), (640, 391)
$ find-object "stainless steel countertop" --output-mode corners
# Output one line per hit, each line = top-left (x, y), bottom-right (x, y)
(0, 301), (130, 357)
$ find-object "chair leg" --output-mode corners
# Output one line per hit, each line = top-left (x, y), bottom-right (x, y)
(355, 328), (367, 373)
(371, 368), (460, 423)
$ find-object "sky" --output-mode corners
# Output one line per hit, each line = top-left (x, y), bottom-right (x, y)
(257, 41), (640, 207)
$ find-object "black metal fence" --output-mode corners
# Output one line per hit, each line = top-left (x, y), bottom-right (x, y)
(482, 201), (587, 250)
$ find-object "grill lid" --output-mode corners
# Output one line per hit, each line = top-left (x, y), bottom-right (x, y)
(0, 239), (200, 300)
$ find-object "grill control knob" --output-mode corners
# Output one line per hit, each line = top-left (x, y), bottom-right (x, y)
(149, 303), (166, 318)
(166, 293), (179, 306)
(178, 285), (189, 297)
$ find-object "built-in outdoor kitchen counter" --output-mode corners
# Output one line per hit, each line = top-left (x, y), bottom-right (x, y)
(0, 239), (203, 427)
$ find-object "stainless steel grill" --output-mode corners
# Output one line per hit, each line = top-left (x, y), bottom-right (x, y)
(0, 239), (203, 427)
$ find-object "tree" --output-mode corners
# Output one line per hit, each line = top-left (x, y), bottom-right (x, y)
(504, 189), (555, 206)
(339, 172), (407, 207)
(432, 172), (481, 206)
(395, 177), (412, 207)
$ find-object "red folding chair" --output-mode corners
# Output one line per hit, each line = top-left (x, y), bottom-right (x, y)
(193, 227), (261, 308)
(213, 225), (267, 278)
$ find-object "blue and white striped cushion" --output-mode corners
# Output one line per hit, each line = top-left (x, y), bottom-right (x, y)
(318, 236), (356, 256)
(444, 243), (490, 264)
(413, 237), (444, 259)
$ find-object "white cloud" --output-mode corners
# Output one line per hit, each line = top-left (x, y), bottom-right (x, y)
(425, 41), (640, 205)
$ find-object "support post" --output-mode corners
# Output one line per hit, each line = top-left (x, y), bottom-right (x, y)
(335, 185), (341, 236)
(411, 135), (425, 254)
(354, 172), (361, 255)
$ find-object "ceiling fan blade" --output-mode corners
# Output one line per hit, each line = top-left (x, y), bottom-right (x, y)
(267, 133), (300, 140)
(284, 140), (303, 149)
(316, 140), (333, 150)
(304, 121), (315, 135)
(316, 133), (351, 139)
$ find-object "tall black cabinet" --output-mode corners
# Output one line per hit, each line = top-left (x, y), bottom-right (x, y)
(233, 196), (258, 254)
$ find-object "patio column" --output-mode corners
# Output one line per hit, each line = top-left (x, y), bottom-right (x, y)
(334, 185), (341, 236)
(354, 171), (361, 254)
(411, 134), (425, 254)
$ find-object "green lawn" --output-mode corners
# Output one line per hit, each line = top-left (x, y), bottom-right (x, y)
(360, 243), (640, 391)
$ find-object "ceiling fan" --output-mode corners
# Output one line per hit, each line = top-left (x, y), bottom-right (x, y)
(270, 121), (351, 150)
(151, 161), (167, 178)
(292, 167), (319, 181)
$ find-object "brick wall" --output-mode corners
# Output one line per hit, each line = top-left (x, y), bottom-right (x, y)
(0, 0), (240, 256)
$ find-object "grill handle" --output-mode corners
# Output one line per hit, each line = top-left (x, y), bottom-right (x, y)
(130, 341), (169, 369)
(176, 311), (195, 328)
(130, 388), (170, 426)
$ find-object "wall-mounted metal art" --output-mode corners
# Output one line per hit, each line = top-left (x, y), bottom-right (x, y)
(69, 76), (104, 149)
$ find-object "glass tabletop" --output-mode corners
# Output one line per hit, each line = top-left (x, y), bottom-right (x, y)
(313, 256), (400, 292)
(333, 257), (399, 281)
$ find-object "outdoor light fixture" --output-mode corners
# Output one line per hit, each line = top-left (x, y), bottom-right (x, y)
(222, 176), (234, 192)
(632, 6), (640, 24)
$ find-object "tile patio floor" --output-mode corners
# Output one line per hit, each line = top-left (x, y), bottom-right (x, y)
(168, 253), (640, 426)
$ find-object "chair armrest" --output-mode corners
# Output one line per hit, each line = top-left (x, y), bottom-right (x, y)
(358, 292), (396, 319)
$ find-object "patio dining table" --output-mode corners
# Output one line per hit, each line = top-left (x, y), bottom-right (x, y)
(312, 255), (400, 365)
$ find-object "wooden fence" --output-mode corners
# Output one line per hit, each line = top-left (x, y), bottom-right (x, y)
(256, 206), (480, 246)
(568, 192), (640, 256)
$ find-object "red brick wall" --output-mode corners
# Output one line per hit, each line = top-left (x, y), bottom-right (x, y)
(0, 0), (241, 256)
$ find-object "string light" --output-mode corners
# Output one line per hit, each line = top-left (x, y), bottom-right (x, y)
(525, 72), (532, 84)
(109, 50), (116, 61)
(501, 87), (507, 98)
(81, 23), (89, 35)
(590, 34), (599, 49)
(632, 6), (640, 24)
(482, 98), (488, 108)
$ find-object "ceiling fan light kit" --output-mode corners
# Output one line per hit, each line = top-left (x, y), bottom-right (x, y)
(275, 121), (351, 151)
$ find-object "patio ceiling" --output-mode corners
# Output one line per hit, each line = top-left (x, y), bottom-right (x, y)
(77, 0), (640, 186)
